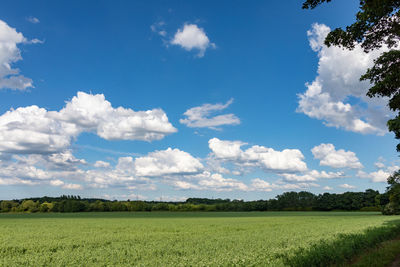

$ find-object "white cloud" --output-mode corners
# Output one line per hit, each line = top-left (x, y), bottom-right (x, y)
(62, 183), (83, 190)
(26, 38), (44, 44)
(375, 161), (386, 169)
(0, 19), (37, 90)
(297, 23), (394, 135)
(134, 148), (204, 177)
(0, 149), (151, 190)
(49, 179), (82, 190)
(209, 138), (307, 173)
(0, 92), (176, 154)
(280, 170), (345, 182)
(249, 178), (273, 192)
(169, 171), (248, 192)
(323, 186), (333, 190)
(0, 160), (51, 181)
(340, 183), (356, 189)
(357, 161), (398, 183)
(357, 170), (390, 183)
(94, 160), (111, 168)
(171, 24), (215, 57)
(197, 173), (248, 191)
(46, 150), (86, 169)
(249, 178), (320, 191)
(278, 182), (320, 190)
(0, 177), (38, 186)
(312, 143), (363, 169)
(54, 92), (177, 141)
(0, 105), (79, 154)
(27, 17), (40, 24)
(180, 98), (240, 129)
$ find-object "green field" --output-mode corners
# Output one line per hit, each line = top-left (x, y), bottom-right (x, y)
(1, 212), (400, 266)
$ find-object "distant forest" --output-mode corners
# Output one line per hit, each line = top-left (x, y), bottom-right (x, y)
(0, 189), (389, 213)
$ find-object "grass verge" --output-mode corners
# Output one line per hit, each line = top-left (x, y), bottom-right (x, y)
(345, 238), (400, 267)
(282, 219), (400, 267)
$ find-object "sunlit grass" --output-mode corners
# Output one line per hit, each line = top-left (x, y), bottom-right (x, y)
(0, 212), (399, 266)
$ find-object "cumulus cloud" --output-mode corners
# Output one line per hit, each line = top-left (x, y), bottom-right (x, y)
(0, 92), (176, 154)
(0, 105), (79, 154)
(340, 183), (356, 189)
(209, 138), (307, 173)
(249, 178), (320, 192)
(357, 160), (398, 183)
(323, 186), (333, 190)
(94, 160), (111, 168)
(197, 172), (248, 191)
(171, 24), (215, 57)
(180, 99), (240, 129)
(357, 169), (391, 183)
(312, 143), (363, 169)
(46, 150), (87, 169)
(0, 19), (38, 90)
(54, 92), (177, 141)
(0, 177), (38, 186)
(169, 171), (248, 192)
(280, 170), (345, 182)
(134, 148), (204, 177)
(49, 179), (82, 190)
(297, 23), (394, 135)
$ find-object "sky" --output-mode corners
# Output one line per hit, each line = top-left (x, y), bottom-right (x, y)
(0, 0), (398, 201)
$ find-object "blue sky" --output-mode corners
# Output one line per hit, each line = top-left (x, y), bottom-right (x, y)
(0, 0), (397, 201)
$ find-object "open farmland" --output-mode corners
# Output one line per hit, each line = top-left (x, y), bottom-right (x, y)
(1, 212), (400, 266)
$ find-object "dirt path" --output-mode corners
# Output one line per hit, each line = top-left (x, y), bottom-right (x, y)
(390, 255), (400, 267)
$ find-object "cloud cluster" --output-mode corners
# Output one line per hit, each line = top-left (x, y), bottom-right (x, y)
(0, 141), (366, 193)
(357, 159), (399, 183)
(249, 178), (320, 192)
(280, 170), (345, 182)
(0, 154), (84, 190)
(209, 138), (308, 173)
(0, 20), (35, 90)
(134, 148), (204, 177)
(297, 23), (393, 135)
(340, 184), (356, 189)
(171, 24), (215, 57)
(169, 172), (248, 192)
(312, 143), (363, 169)
(180, 99), (240, 129)
(0, 92), (177, 154)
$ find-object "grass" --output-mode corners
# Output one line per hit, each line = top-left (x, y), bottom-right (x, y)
(343, 238), (400, 267)
(0, 212), (399, 266)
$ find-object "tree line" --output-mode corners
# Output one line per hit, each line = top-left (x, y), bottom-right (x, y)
(0, 190), (390, 213)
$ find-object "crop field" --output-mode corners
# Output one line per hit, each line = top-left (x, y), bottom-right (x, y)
(1, 212), (400, 266)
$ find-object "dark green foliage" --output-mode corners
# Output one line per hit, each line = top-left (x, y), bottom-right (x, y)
(383, 170), (400, 214)
(282, 219), (400, 267)
(0, 190), (382, 213)
(303, 0), (400, 52)
(348, 238), (400, 267)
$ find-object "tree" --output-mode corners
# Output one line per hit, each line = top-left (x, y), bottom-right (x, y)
(0, 201), (17, 212)
(303, 0), (400, 149)
(383, 170), (400, 214)
(20, 200), (39, 212)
